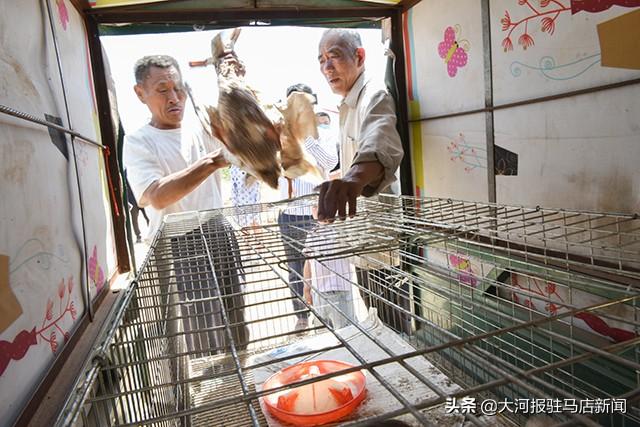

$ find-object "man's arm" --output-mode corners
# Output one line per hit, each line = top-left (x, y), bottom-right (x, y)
(303, 260), (313, 305)
(317, 89), (403, 221)
(140, 149), (228, 210)
(316, 161), (383, 221)
(351, 90), (403, 195)
(304, 131), (338, 172)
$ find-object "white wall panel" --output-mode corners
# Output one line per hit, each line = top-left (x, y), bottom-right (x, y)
(52, 0), (118, 288)
(495, 84), (640, 213)
(0, 1), (117, 423)
(409, 0), (486, 117)
(419, 113), (489, 202)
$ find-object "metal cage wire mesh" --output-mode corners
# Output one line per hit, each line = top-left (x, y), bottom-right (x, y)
(57, 195), (640, 427)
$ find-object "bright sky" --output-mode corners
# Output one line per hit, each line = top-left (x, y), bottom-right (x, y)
(101, 26), (387, 135)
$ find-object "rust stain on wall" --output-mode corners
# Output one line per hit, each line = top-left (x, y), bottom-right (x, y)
(2, 139), (34, 185)
(0, 55), (38, 99)
(569, 169), (634, 213)
(598, 172), (633, 213)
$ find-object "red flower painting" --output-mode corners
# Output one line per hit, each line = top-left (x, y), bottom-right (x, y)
(0, 276), (77, 376)
(500, 0), (640, 52)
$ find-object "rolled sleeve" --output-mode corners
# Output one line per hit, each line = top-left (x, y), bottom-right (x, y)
(351, 90), (404, 195)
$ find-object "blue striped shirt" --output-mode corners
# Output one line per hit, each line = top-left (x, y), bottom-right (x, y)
(279, 125), (339, 215)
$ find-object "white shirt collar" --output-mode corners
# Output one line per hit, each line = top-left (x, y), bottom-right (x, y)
(341, 72), (367, 109)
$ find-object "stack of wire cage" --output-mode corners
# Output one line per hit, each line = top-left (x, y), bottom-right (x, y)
(56, 195), (640, 427)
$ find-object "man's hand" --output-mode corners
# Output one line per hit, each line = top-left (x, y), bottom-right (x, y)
(203, 148), (230, 170)
(317, 178), (365, 222)
(316, 161), (384, 222)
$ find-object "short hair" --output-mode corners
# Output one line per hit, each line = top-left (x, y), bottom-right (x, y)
(286, 83), (317, 104)
(134, 55), (181, 84)
(316, 112), (330, 121)
(320, 28), (363, 58)
(286, 83), (313, 97)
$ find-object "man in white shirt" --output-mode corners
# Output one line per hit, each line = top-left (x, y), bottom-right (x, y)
(277, 83), (338, 332)
(123, 55), (248, 356)
(316, 29), (410, 334)
(123, 56), (226, 240)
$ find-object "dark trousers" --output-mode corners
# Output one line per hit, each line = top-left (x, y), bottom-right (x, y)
(278, 212), (314, 320)
(126, 177), (149, 241)
(130, 205), (149, 241)
(170, 216), (249, 358)
(356, 267), (412, 335)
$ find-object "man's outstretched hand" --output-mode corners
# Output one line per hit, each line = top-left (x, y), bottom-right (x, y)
(317, 178), (365, 222)
(203, 148), (230, 171)
(316, 161), (384, 222)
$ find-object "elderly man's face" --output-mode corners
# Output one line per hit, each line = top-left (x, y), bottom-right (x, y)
(318, 34), (365, 97)
(134, 65), (186, 129)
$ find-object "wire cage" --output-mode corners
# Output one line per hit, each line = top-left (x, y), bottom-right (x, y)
(56, 195), (640, 427)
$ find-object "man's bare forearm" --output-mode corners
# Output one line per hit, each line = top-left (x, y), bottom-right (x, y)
(140, 151), (226, 210)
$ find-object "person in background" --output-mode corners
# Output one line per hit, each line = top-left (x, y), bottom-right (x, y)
(316, 29), (410, 334)
(125, 175), (150, 243)
(315, 111), (331, 127)
(303, 208), (356, 330)
(316, 112), (341, 178)
(278, 83), (339, 332)
(123, 54), (248, 356)
(229, 164), (261, 228)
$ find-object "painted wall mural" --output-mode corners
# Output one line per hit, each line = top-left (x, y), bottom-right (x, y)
(500, 0), (640, 53)
(437, 25), (470, 77)
(407, 0), (485, 117)
(55, 0), (69, 30)
(498, 0), (640, 84)
(442, 132), (519, 177)
(493, 0), (640, 99)
(505, 273), (636, 343)
(423, 244), (637, 344)
(0, 238), (75, 379)
(446, 133), (486, 173)
(0, 276), (77, 376)
(571, 0), (640, 14)
(499, 0), (640, 82)
(405, 0), (487, 200)
(0, 1), (117, 423)
(448, 254), (478, 287)
(88, 245), (105, 294)
(500, 1), (571, 52)
(490, 0), (640, 212)
(509, 52), (602, 80)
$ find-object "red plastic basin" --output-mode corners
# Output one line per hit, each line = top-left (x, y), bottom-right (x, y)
(262, 360), (367, 426)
